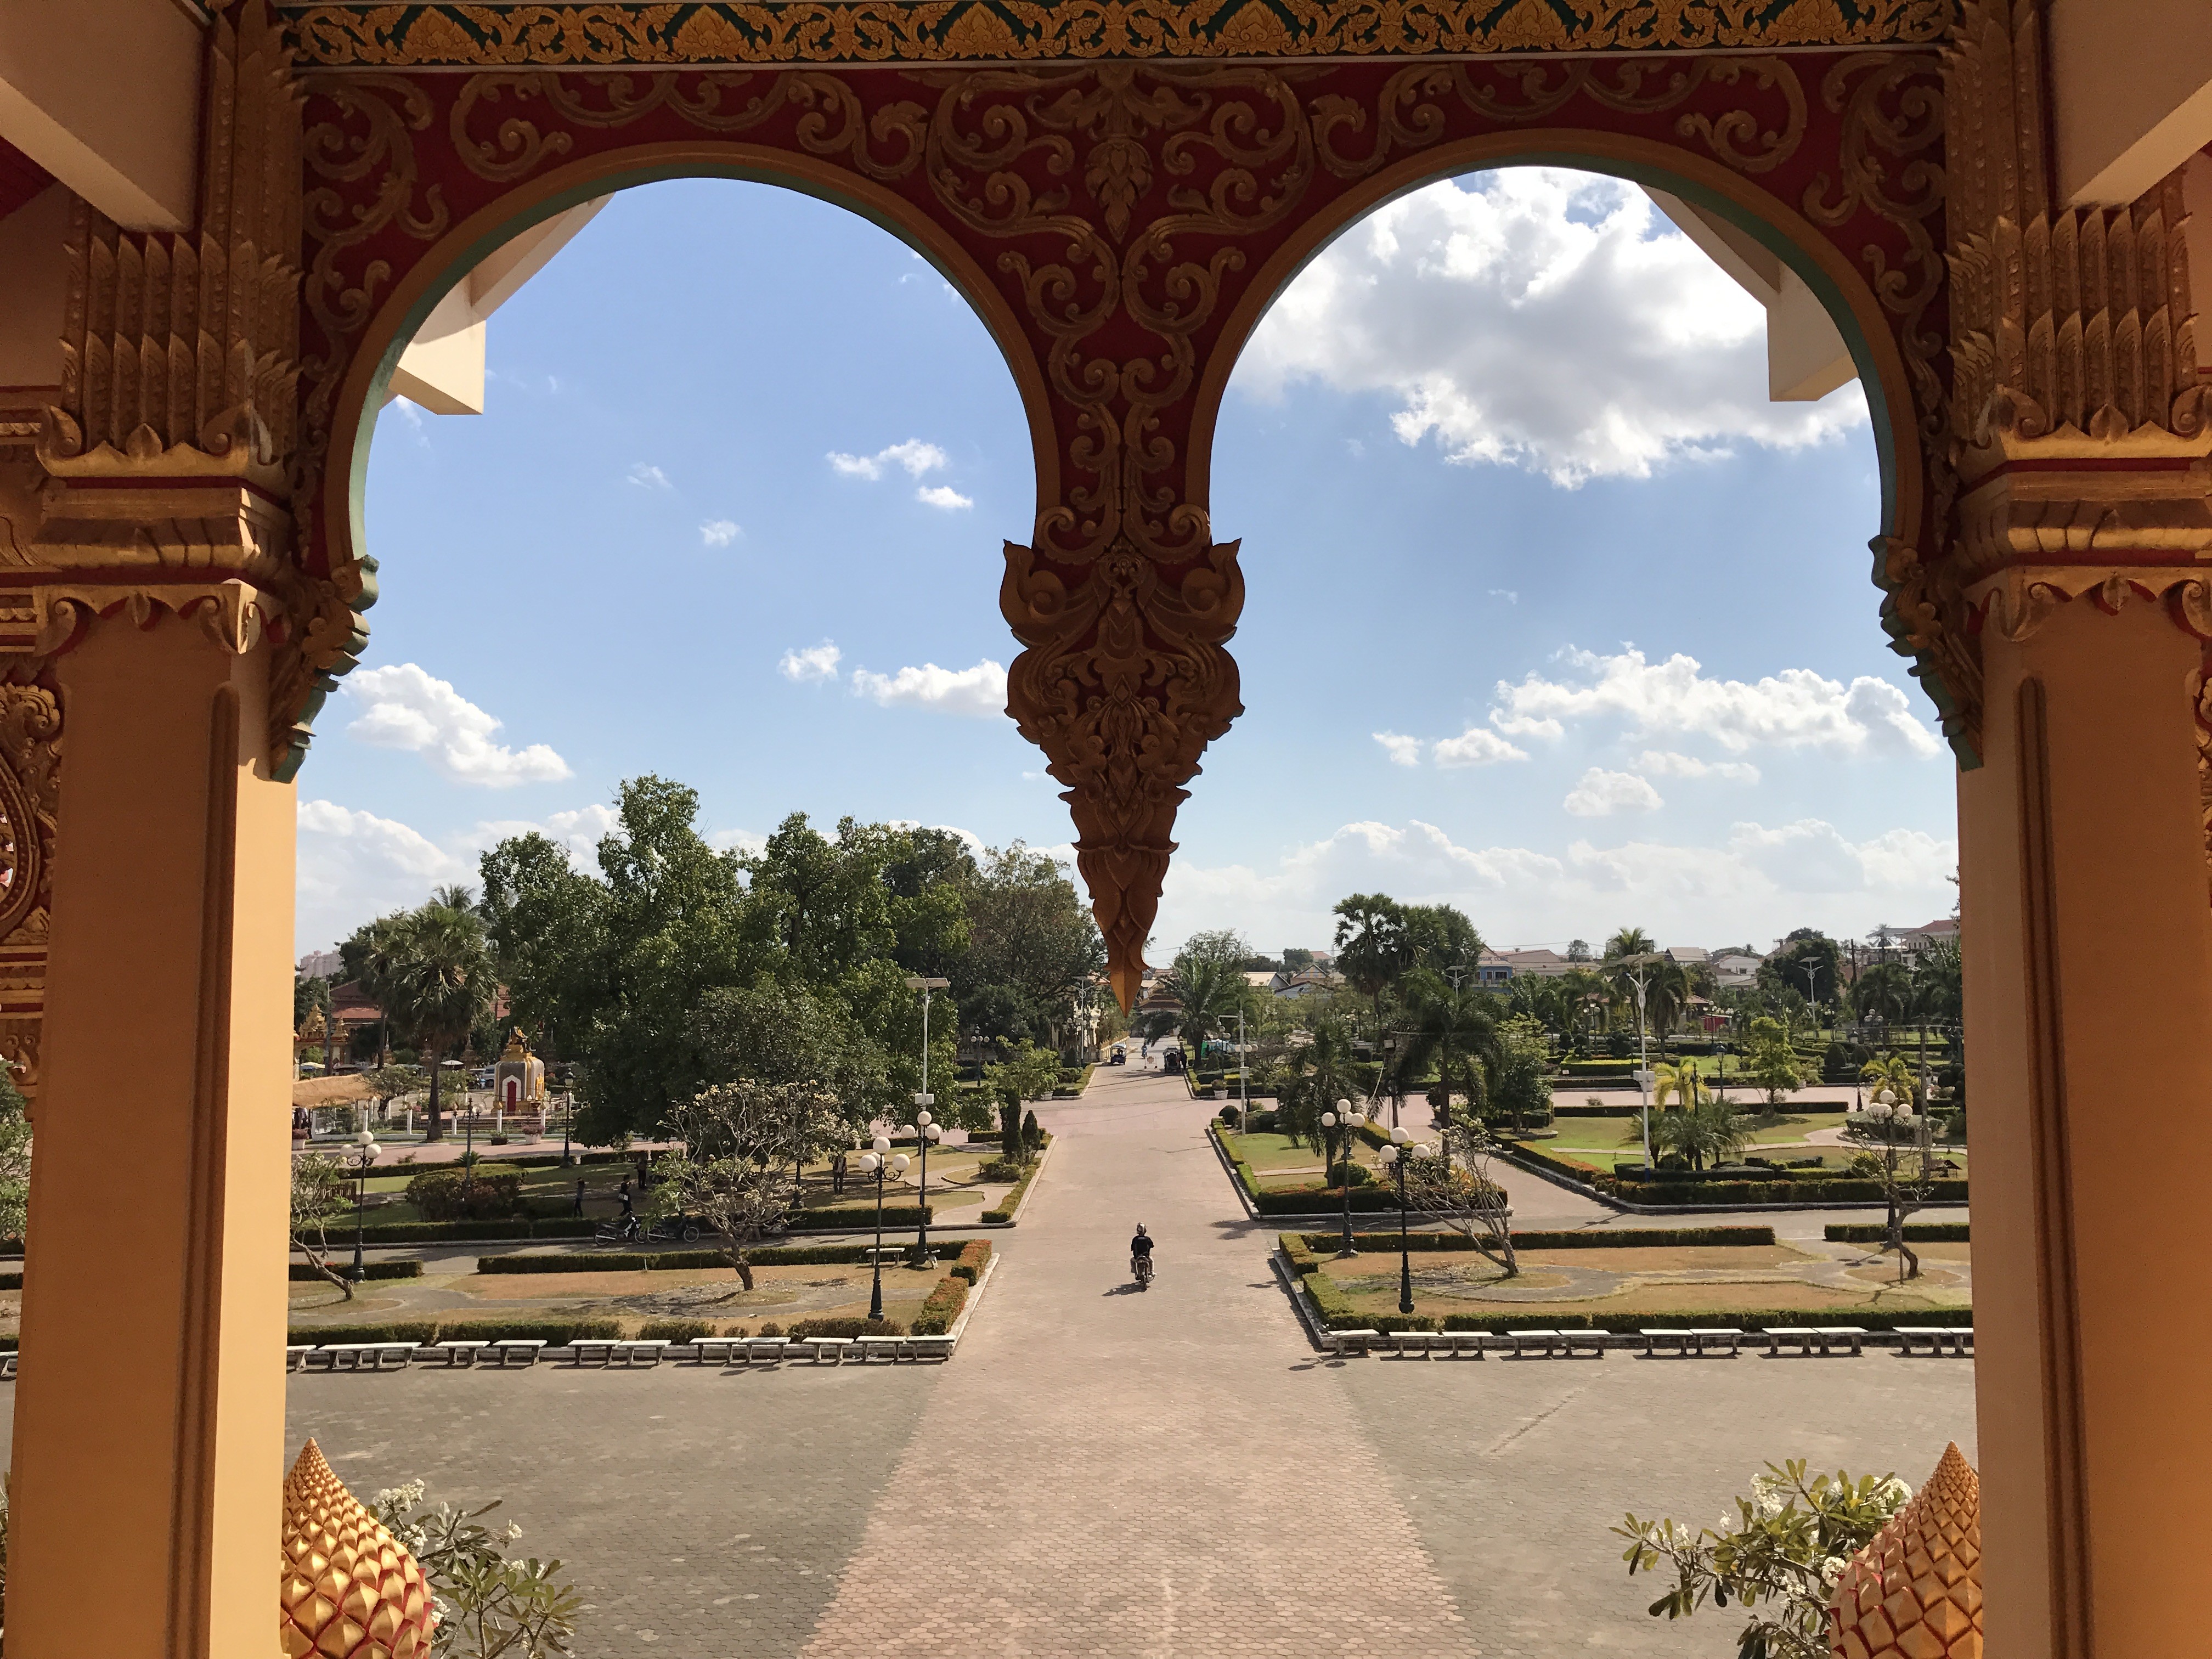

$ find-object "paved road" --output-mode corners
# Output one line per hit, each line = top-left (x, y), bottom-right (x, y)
(2, 1064), (1977, 1655)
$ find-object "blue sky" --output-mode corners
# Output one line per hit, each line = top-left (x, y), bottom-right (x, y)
(300, 170), (1957, 964)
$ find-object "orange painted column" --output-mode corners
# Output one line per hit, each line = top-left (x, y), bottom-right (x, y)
(8, 611), (295, 1659)
(1960, 594), (2212, 1659)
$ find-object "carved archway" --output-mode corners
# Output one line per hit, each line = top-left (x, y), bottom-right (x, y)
(284, 22), (1949, 1003)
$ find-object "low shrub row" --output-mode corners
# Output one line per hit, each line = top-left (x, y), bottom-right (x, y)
(290, 1260), (423, 1282)
(347, 1217), (599, 1245)
(1824, 1222), (1971, 1243)
(1285, 1224), (1777, 1254)
(786, 1316), (902, 1339)
(1502, 1142), (1970, 1209)
(910, 1273), (969, 1335)
(636, 1319), (715, 1344)
(1326, 1306), (1974, 1337)
(287, 1316), (627, 1347)
(983, 1144), (1048, 1223)
(949, 1239), (993, 1283)
(476, 1240), (974, 1274)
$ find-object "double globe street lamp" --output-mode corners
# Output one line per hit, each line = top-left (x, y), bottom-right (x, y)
(859, 1136), (911, 1322)
(1319, 1099), (1357, 1258)
(908, 1110), (943, 1261)
(348, 1126), (381, 1283)
(1375, 1127), (1434, 1318)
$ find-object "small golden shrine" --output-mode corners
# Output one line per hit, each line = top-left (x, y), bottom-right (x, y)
(1827, 1442), (1983, 1659)
(491, 1026), (545, 1108)
(279, 1438), (435, 1659)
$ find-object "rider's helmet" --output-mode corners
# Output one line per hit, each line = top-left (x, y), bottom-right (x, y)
(1136, 1223), (1148, 1235)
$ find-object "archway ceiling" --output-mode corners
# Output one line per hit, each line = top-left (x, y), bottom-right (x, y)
(279, 0), (1948, 1007)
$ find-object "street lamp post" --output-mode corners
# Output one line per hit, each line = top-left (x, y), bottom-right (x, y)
(902, 974), (951, 1259)
(1321, 1100), (1356, 1257)
(1376, 1129), (1428, 1317)
(1381, 1032), (1402, 1128)
(910, 1111), (942, 1260)
(348, 1127), (381, 1282)
(1629, 967), (1654, 1176)
(859, 1135), (911, 1321)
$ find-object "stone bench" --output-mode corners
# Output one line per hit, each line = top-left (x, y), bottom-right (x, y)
(318, 1342), (415, 1372)
(1328, 1329), (1381, 1356)
(1896, 1326), (1973, 1357)
(1639, 1328), (1696, 1357)
(1763, 1327), (1869, 1357)
(285, 1345), (314, 1372)
(805, 1336), (855, 1364)
(492, 1339), (546, 1368)
(1, 1351), (16, 1380)
(1504, 1329), (1561, 1358)
(569, 1338), (670, 1367)
(1561, 1329), (1610, 1358)
(855, 1336), (904, 1364)
(426, 1340), (491, 1368)
(906, 1335), (956, 1362)
(1388, 1330), (1438, 1358)
(742, 1337), (793, 1365)
(1690, 1328), (1745, 1357)
(691, 1337), (743, 1365)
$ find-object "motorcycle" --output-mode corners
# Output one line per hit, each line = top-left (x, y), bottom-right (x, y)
(1131, 1252), (1154, 1289)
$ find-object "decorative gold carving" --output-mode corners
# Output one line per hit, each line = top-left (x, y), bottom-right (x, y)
(285, 0), (1949, 68)
(0, 684), (60, 1105)
(1003, 536), (1243, 1006)
(1968, 566), (2212, 644)
(1874, 537), (1980, 760)
(1825, 1441), (1983, 1658)
(26, 580), (278, 660)
(280, 1438), (436, 1659)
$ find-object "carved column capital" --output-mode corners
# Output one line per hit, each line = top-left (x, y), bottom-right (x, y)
(27, 579), (281, 661)
(1968, 566), (2212, 645)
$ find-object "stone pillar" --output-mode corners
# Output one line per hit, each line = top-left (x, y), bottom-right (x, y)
(7, 595), (297, 1658)
(1960, 588), (2212, 1658)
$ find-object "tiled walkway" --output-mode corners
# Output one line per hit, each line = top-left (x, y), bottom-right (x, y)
(259, 1063), (1976, 1656)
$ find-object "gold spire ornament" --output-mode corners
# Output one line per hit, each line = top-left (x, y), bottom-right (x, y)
(280, 1439), (436, 1658)
(1827, 1442), (1983, 1658)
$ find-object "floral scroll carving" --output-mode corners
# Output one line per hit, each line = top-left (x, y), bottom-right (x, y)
(0, 685), (60, 1102)
(297, 45), (1938, 997)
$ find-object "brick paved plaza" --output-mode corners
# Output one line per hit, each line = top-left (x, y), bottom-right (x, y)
(10, 1065), (1978, 1655)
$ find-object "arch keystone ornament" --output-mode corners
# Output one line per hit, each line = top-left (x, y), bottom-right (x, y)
(280, 1439), (437, 1659)
(1826, 1442), (1983, 1659)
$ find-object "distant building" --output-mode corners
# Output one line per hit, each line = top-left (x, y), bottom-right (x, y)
(1896, 917), (1960, 952)
(1663, 945), (1709, 967)
(1269, 969), (1340, 999)
(1712, 951), (1764, 989)
(1490, 948), (1576, 979)
(296, 949), (343, 979)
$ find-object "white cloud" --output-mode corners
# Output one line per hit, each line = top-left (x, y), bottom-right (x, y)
(296, 799), (618, 955)
(1152, 815), (1958, 960)
(1634, 749), (1762, 783)
(699, 519), (741, 546)
(1488, 588), (1519, 604)
(849, 659), (1007, 717)
(1564, 768), (1663, 816)
(627, 462), (671, 489)
(828, 439), (950, 481)
(778, 641), (844, 683)
(1374, 731), (1422, 767)
(1491, 646), (1941, 759)
(1236, 169), (1864, 486)
(342, 664), (573, 787)
(1432, 726), (1529, 768)
(916, 484), (974, 511)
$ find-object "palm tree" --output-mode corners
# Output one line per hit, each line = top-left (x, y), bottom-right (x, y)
(1852, 961), (1912, 1026)
(1276, 1015), (1361, 1163)
(1397, 968), (1497, 1158)
(1651, 1057), (1707, 1110)
(340, 910), (411, 1068)
(1908, 938), (1961, 1028)
(1332, 894), (1409, 1030)
(1645, 1095), (1747, 1171)
(381, 900), (495, 1141)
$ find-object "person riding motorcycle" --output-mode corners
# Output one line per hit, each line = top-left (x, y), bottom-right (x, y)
(1130, 1223), (1155, 1283)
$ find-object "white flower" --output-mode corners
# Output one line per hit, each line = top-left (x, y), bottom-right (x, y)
(1878, 1477), (1913, 1506)
(1820, 1555), (1849, 1587)
(505, 1522), (524, 1542)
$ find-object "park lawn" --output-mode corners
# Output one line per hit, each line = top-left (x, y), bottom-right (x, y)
(1224, 1130), (1380, 1177)
(1535, 1111), (1849, 1152)
(1323, 1280), (1972, 1320)
(286, 1260), (949, 1333)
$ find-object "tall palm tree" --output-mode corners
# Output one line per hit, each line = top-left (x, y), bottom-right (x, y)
(1397, 968), (1497, 1159)
(340, 910), (411, 1068)
(1651, 1057), (1707, 1110)
(381, 900), (495, 1141)
(1276, 1015), (1361, 1161)
(1332, 894), (1409, 1031)
(1908, 938), (1961, 1028)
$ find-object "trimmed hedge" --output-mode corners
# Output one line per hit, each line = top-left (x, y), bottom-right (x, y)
(1286, 1225), (1778, 1254)
(285, 1320), (439, 1347)
(787, 1316), (903, 1339)
(949, 1239), (992, 1283)
(0, 1271), (19, 1290)
(286, 1316), (629, 1347)
(476, 1241), (974, 1274)
(1506, 1142), (1971, 1209)
(910, 1273), (969, 1335)
(290, 1260), (422, 1282)
(636, 1318), (715, 1343)
(1825, 1222), (1971, 1243)
(983, 1145), (1048, 1224)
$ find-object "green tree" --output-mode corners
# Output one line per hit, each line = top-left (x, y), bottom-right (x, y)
(1274, 1014), (1362, 1160)
(1908, 937), (1961, 1026)
(1758, 930), (1843, 1017)
(1740, 1016), (1806, 1108)
(0, 1067), (32, 1244)
(653, 1080), (847, 1289)
(1398, 968), (1497, 1148)
(1400, 904), (1482, 978)
(1652, 1057), (1707, 1110)
(289, 1152), (356, 1297)
(381, 900), (495, 1141)
(338, 911), (411, 1066)
(957, 843), (1106, 1059)
(1490, 1012), (1554, 1132)
(693, 977), (893, 1132)
(1332, 893), (1410, 1029)
(1849, 960), (1912, 1026)
(1647, 1095), (1747, 1171)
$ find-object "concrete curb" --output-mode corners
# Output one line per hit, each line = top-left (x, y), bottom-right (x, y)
(945, 1249), (1002, 1344)
(1000, 1136), (1056, 1227)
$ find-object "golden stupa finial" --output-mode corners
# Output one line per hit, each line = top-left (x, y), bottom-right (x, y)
(499, 1026), (531, 1062)
(1826, 1441), (1982, 1658)
(280, 1438), (436, 1659)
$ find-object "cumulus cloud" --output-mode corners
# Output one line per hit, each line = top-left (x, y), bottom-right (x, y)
(1564, 768), (1663, 816)
(1152, 815), (1958, 957)
(1491, 646), (1941, 758)
(828, 439), (949, 481)
(1634, 749), (1762, 783)
(699, 519), (741, 546)
(1433, 726), (1528, 768)
(296, 799), (618, 956)
(343, 664), (572, 787)
(916, 484), (974, 511)
(1374, 731), (1422, 767)
(1237, 169), (1864, 486)
(849, 659), (1008, 717)
(778, 641), (844, 683)
(627, 462), (671, 489)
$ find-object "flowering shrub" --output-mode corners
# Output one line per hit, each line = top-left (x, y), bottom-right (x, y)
(1613, 1460), (1912, 1659)
(370, 1481), (581, 1658)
